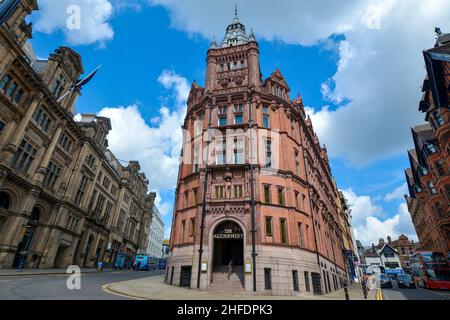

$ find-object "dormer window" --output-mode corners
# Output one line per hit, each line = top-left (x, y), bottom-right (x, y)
(426, 144), (437, 154)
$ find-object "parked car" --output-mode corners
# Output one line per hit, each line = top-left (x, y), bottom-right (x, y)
(397, 274), (416, 289)
(376, 273), (393, 288)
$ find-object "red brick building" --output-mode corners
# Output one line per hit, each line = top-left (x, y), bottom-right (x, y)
(389, 235), (420, 270)
(405, 30), (450, 253)
(167, 10), (347, 296)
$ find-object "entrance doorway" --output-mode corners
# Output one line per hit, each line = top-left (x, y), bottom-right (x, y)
(53, 245), (70, 268)
(12, 207), (41, 268)
(212, 221), (244, 269)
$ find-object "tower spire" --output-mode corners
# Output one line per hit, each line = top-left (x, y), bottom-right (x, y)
(235, 3), (238, 17)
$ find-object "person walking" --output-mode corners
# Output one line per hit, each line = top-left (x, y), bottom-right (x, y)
(16, 251), (26, 272)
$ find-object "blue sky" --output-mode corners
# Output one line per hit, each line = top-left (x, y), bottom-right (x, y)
(27, 0), (450, 245)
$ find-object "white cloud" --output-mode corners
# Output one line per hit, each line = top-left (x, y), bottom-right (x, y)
(154, 194), (173, 217)
(343, 189), (418, 245)
(98, 69), (189, 192)
(164, 226), (171, 239)
(33, 0), (114, 46)
(149, 0), (450, 165)
(385, 183), (408, 202)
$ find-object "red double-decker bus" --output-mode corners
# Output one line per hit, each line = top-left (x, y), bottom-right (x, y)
(410, 251), (450, 290)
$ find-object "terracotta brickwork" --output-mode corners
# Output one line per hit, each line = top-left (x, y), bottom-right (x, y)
(405, 33), (450, 254)
(167, 11), (348, 296)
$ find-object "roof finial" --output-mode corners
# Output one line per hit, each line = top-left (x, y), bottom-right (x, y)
(235, 3), (238, 16)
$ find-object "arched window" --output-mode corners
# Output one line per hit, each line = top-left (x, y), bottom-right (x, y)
(30, 207), (40, 222)
(0, 192), (10, 209)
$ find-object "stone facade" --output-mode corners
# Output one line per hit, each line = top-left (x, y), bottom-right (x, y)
(405, 31), (450, 253)
(167, 10), (348, 296)
(146, 204), (164, 258)
(0, 2), (154, 269)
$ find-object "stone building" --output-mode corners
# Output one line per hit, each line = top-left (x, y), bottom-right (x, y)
(146, 204), (165, 259)
(167, 9), (347, 296)
(336, 190), (358, 280)
(405, 30), (450, 253)
(0, 1), (154, 269)
(389, 234), (420, 270)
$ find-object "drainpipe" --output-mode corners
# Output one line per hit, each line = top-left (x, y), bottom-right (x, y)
(248, 92), (257, 292)
(196, 95), (213, 289)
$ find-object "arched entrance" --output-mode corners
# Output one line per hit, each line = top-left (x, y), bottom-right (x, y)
(0, 191), (11, 235)
(211, 220), (245, 290)
(12, 207), (41, 268)
(212, 220), (244, 268)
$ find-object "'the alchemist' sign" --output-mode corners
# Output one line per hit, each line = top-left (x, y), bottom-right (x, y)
(213, 222), (244, 240)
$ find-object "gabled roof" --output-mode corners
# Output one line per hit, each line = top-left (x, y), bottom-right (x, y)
(379, 243), (399, 255)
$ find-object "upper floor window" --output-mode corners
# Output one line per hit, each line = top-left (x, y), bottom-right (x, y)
(85, 154), (95, 168)
(102, 177), (111, 190)
(43, 161), (61, 188)
(58, 133), (72, 153)
(277, 187), (285, 206)
(263, 185), (271, 204)
(193, 145), (200, 173)
(295, 150), (300, 176)
(52, 75), (66, 99)
(12, 140), (37, 172)
(433, 111), (445, 127)
(75, 175), (89, 206)
(428, 181), (437, 195)
(265, 216), (272, 236)
(0, 75), (11, 90)
(233, 136), (244, 164)
(218, 106), (228, 126)
(435, 160), (446, 177)
(264, 138), (272, 168)
(0, 120), (5, 133)
(215, 138), (226, 165)
(420, 167), (428, 176)
(234, 185), (243, 198)
(262, 106), (270, 128)
(280, 218), (288, 244)
(32, 107), (52, 133)
(215, 185), (225, 199)
(426, 144), (437, 154)
(195, 115), (203, 136)
(291, 118), (297, 140)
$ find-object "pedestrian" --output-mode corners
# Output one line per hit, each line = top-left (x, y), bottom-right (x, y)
(16, 251), (26, 272)
(135, 261), (141, 272)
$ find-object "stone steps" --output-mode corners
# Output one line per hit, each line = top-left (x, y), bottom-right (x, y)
(208, 265), (245, 292)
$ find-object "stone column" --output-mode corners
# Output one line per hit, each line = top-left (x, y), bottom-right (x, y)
(0, 94), (42, 163)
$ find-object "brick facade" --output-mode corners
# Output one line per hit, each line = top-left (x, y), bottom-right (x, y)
(405, 32), (450, 253)
(167, 10), (348, 296)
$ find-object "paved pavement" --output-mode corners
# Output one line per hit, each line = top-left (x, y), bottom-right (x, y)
(103, 275), (377, 300)
(381, 281), (450, 300)
(0, 270), (163, 300)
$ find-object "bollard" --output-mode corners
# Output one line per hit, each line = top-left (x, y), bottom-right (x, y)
(344, 281), (350, 300)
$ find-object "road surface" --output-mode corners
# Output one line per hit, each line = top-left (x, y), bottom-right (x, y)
(0, 270), (162, 300)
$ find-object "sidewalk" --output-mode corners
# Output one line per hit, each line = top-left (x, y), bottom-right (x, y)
(103, 275), (379, 300)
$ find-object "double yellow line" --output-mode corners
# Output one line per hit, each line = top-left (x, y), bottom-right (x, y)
(376, 289), (383, 300)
